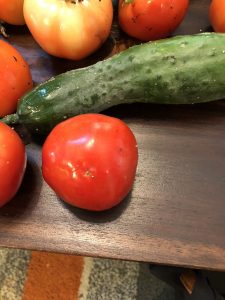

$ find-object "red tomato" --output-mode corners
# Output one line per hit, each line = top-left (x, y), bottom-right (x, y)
(23, 0), (113, 60)
(209, 0), (225, 33)
(0, 39), (33, 117)
(42, 114), (138, 211)
(118, 0), (189, 41)
(0, 122), (26, 207)
(0, 0), (25, 25)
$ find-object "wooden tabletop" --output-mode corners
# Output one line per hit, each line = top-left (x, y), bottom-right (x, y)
(1, 0), (225, 271)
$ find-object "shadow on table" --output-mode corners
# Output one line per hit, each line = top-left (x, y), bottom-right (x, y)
(61, 190), (133, 224)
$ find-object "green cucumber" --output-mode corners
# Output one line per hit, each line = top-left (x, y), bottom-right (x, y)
(2, 33), (225, 134)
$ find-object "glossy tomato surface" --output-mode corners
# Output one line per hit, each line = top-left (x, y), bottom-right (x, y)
(42, 114), (138, 211)
(0, 0), (25, 25)
(0, 122), (26, 207)
(118, 0), (189, 41)
(0, 39), (33, 117)
(23, 0), (113, 60)
(209, 0), (225, 33)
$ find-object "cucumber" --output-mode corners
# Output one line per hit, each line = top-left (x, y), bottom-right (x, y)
(2, 33), (225, 134)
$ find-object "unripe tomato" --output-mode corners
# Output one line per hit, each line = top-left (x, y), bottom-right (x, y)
(23, 0), (113, 60)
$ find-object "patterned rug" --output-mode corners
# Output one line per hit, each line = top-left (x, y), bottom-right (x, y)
(0, 248), (175, 300)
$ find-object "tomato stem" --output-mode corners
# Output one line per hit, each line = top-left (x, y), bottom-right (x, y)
(124, 0), (133, 3)
(1, 114), (19, 125)
(0, 21), (9, 38)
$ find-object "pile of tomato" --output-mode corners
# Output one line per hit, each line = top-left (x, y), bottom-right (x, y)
(0, 0), (223, 211)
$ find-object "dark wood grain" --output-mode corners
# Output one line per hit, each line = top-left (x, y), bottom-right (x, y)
(1, 0), (225, 271)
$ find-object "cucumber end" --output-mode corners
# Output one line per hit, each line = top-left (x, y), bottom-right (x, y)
(0, 114), (20, 125)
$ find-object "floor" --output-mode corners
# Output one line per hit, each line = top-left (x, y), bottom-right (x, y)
(0, 247), (175, 300)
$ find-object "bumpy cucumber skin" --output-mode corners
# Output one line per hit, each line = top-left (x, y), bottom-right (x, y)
(17, 33), (225, 133)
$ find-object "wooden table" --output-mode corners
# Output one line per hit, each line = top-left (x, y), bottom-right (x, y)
(1, 0), (225, 271)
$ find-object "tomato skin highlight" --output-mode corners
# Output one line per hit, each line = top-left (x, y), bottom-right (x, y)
(209, 0), (225, 33)
(0, 0), (25, 25)
(42, 114), (138, 211)
(0, 40), (33, 117)
(23, 0), (113, 60)
(118, 0), (189, 41)
(0, 122), (27, 207)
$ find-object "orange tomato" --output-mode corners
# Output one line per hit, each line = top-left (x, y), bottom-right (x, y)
(23, 0), (113, 60)
(0, 0), (25, 25)
(0, 39), (33, 117)
(209, 0), (225, 33)
(118, 0), (189, 41)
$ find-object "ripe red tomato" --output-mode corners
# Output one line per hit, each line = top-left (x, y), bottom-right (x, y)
(0, 122), (26, 207)
(118, 0), (189, 41)
(23, 0), (113, 60)
(209, 0), (225, 33)
(42, 114), (138, 211)
(0, 39), (33, 117)
(0, 0), (25, 25)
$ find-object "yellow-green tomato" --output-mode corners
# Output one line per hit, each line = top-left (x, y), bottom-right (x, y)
(23, 0), (113, 60)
